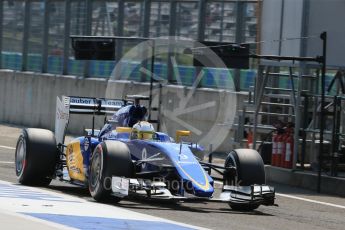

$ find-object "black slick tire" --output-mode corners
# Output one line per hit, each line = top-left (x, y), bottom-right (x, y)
(224, 149), (265, 211)
(89, 141), (133, 203)
(15, 128), (58, 186)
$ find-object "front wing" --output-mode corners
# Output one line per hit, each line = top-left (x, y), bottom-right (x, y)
(111, 177), (275, 206)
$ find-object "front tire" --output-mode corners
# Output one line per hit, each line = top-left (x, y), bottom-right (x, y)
(224, 149), (265, 211)
(15, 128), (58, 186)
(89, 141), (133, 202)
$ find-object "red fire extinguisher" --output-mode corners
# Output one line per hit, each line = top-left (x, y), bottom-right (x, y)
(280, 130), (289, 168)
(276, 133), (285, 167)
(271, 132), (278, 166)
(284, 130), (294, 169)
(247, 130), (253, 149)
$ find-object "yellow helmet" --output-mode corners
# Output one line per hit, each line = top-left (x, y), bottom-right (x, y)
(131, 121), (155, 140)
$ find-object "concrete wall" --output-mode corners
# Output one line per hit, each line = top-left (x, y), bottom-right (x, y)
(306, 0), (345, 67)
(260, 0), (303, 57)
(266, 166), (345, 197)
(261, 0), (345, 67)
(0, 70), (246, 152)
(279, 0), (303, 57)
(260, 0), (283, 56)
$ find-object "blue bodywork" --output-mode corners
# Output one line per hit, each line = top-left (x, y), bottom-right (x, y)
(73, 126), (213, 198)
(71, 104), (213, 197)
(125, 140), (214, 197)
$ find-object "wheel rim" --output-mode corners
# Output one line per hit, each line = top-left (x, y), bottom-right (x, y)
(226, 154), (237, 168)
(224, 153), (237, 186)
(90, 150), (102, 188)
(15, 137), (26, 177)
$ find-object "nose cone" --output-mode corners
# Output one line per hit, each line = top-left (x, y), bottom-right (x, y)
(191, 181), (214, 197)
(152, 142), (214, 197)
(176, 160), (214, 197)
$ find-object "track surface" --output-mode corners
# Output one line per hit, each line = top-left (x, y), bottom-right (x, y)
(1, 124), (345, 230)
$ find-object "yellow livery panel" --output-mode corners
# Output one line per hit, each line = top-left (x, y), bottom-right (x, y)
(66, 141), (85, 182)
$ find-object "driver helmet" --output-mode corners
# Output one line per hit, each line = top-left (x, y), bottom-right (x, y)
(131, 121), (155, 140)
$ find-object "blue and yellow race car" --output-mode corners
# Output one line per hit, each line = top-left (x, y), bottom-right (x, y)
(15, 96), (275, 211)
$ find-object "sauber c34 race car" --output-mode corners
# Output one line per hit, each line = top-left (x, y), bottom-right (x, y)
(15, 96), (275, 211)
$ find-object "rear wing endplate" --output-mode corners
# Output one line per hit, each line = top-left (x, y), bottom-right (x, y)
(55, 96), (128, 144)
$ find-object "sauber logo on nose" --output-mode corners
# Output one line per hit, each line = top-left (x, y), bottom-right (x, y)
(70, 97), (93, 104)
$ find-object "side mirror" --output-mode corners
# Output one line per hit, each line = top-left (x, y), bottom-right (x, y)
(175, 130), (191, 143)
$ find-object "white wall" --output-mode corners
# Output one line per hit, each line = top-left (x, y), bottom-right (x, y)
(306, 0), (345, 67)
(279, 0), (303, 57)
(261, 0), (345, 67)
(0, 70), (246, 153)
(260, 0), (283, 56)
(261, 0), (303, 57)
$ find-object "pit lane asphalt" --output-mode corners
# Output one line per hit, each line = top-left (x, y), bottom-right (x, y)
(1, 124), (345, 230)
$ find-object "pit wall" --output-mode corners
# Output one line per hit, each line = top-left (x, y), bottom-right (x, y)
(0, 70), (247, 152)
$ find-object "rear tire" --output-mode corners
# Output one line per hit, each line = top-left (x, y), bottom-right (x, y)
(15, 128), (58, 186)
(89, 141), (133, 202)
(224, 149), (265, 211)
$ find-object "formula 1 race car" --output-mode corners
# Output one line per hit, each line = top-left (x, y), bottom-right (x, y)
(15, 95), (275, 211)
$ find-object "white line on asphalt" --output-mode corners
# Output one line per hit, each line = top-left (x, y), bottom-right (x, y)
(0, 161), (14, 164)
(213, 181), (345, 210)
(0, 145), (15, 150)
(275, 193), (345, 209)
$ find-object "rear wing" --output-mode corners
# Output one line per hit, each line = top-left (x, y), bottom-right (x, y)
(68, 96), (127, 115)
(55, 96), (129, 144)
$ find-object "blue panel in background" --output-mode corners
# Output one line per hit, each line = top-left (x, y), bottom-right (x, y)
(0, 51), (260, 90)
(23, 213), (196, 230)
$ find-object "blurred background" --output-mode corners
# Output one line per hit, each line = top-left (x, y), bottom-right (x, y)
(0, 0), (259, 90)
